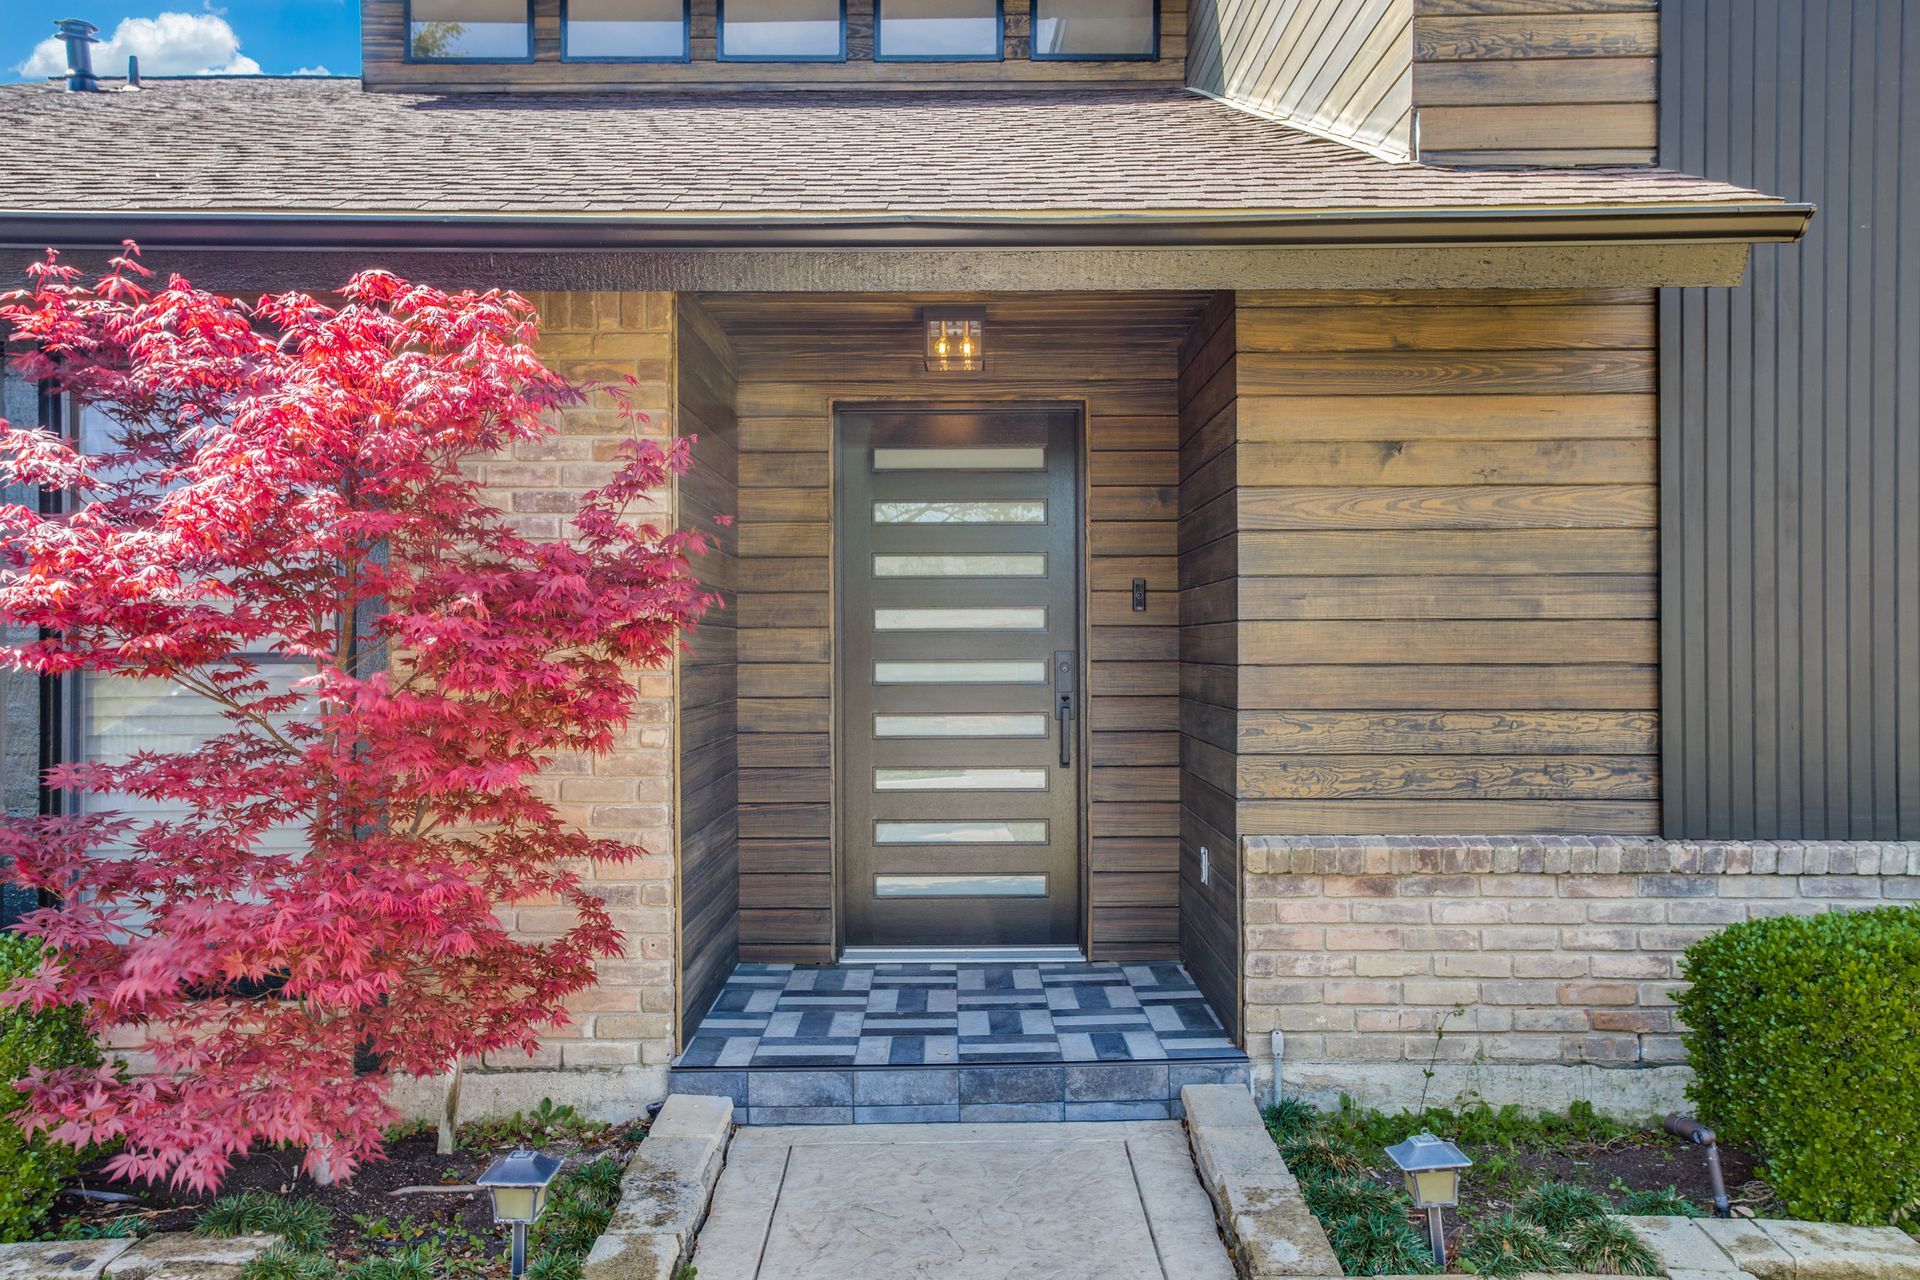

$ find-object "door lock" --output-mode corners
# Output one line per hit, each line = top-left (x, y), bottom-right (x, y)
(1053, 649), (1077, 768)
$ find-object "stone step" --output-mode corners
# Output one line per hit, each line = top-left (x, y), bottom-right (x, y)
(670, 1057), (1250, 1124)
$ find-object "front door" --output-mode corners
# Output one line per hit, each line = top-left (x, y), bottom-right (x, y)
(836, 407), (1084, 950)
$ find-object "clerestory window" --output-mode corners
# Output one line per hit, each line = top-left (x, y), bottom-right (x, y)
(875, 0), (1003, 62)
(406, 0), (535, 62)
(718, 0), (848, 62)
(563, 0), (692, 62)
(1031, 0), (1158, 61)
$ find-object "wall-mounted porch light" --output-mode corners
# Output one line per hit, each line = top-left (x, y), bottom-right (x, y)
(1385, 1132), (1471, 1265)
(924, 306), (986, 372)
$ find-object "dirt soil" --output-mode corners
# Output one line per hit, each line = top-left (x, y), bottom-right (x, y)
(53, 1129), (644, 1277)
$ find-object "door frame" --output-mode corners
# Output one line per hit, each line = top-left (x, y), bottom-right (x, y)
(829, 399), (1094, 959)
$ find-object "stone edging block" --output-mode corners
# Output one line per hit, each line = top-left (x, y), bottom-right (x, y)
(1180, 1083), (1346, 1279)
(1625, 1214), (1920, 1280)
(0, 1233), (280, 1280)
(584, 1092), (733, 1280)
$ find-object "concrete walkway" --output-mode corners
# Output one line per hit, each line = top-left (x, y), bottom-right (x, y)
(689, 1121), (1237, 1280)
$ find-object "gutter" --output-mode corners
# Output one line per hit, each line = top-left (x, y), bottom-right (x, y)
(0, 203), (1814, 254)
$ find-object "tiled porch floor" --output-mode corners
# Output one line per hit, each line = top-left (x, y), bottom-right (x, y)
(670, 961), (1248, 1124)
(677, 961), (1237, 1068)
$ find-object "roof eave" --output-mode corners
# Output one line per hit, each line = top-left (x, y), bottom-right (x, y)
(0, 202), (1816, 253)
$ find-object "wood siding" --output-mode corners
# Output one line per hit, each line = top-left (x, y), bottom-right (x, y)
(1187, 0), (1413, 161)
(1206, 289), (1662, 839)
(364, 0), (1187, 92)
(1659, 0), (1920, 838)
(674, 298), (741, 1031)
(1178, 292), (1243, 1040)
(700, 292), (1207, 963)
(1411, 0), (1658, 166)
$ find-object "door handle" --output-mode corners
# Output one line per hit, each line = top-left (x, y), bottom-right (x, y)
(1053, 650), (1076, 769)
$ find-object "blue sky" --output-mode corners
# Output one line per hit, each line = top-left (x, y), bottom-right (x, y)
(8, 3), (362, 81)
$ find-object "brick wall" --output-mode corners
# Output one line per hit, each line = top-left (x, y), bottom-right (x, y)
(398, 291), (682, 1120)
(1243, 835), (1920, 1114)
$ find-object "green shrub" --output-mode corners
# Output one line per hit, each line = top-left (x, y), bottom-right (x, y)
(1618, 1186), (1704, 1218)
(239, 1246), (339, 1280)
(1302, 1173), (1404, 1223)
(1263, 1096), (1321, 1142)
(0, 935), (101, 1243)
(196, 1191), (333, 1252)
(1279, 1132), (1368, 1182)
(1457, 1214), (1571, 1277)
(1517, 1182), (1609, 1233)
(1677, 905), (1920, 1224)
(1327, 1209), (1439, 1276)
(1565, 1216), (1660, 1276)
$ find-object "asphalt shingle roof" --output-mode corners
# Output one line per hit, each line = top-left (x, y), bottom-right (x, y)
(0, 78), (1775, 218)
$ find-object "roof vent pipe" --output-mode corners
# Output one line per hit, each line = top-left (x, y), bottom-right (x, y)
(125, 55), (140, 88)
(56, 18), (101, 93)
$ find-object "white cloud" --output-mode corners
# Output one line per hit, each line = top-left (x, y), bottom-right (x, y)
(17, 13), (263, 79)
(291, 66), (332, 76)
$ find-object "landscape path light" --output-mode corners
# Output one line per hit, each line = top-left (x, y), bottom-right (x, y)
(1385, 1132), (1472, 1265)
(477, 1147), (563, 1279)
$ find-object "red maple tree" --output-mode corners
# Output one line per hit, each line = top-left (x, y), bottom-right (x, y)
(0, 247), (712, 1191)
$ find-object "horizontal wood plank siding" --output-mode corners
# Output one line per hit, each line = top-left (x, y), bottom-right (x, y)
(1178, 291), (1243, 1039)
(1660, 0), (1920, 838)
(674, 297), (741, 1031)
(1228, 289), (1662, 838)
(1411, 0), (1658, 166)
(1187, 0), (1413, 161)
(365, 0), (1186, 92)
(707, 292), (1207, 962)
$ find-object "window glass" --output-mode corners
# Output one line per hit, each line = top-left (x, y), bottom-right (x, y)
(873, 607), (1046, 631)
(873, 660), (1048, 684)
(874, 554), (1047, 578)
(875, 820), (1048, 844)
(73, 666), (312, 857)
(410, 0), (532, 60)
(875, 874), (1046, 898)
(876, 0), (1001, 59)
(873, 500), (1045, 524)
(720, 0), (845, 59)
(874, 713), (1048, 738)
(566, 0), (688, 59)
(1032, 0), (1155, 58)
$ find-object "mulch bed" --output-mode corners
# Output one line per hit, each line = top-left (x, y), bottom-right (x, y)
(52, 1128), (646, 1277)
(1499, 1130), (1775, 1215)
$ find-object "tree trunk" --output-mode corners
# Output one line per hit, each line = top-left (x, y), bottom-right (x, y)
(307, 1137), (340, 1187)
(438, 1057), (464, 1156)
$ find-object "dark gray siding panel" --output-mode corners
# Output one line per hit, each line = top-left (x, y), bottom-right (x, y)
(1660, 0), (1920, 838)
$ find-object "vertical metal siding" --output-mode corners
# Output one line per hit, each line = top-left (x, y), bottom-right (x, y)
(1661, 0), (1920, 837)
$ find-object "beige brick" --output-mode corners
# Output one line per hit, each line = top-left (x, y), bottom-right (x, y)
(1560, 982), (1637, 1007)
(1402, 980), (1479, 1006)
(1435, 954), (1512, 979)
(1355, 954), (1430, 977)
